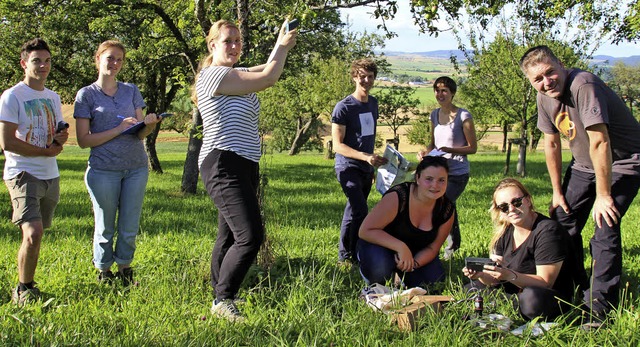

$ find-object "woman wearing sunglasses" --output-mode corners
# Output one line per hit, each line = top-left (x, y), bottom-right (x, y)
(462, 178), (579, 320)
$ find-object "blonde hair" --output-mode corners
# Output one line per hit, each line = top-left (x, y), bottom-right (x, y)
(94, 40), (126, 71)
(191, 20), (241, 105)
(488, 178), (535, 253)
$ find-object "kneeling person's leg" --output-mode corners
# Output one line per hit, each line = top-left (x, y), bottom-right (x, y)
(357, 240), (396, 285)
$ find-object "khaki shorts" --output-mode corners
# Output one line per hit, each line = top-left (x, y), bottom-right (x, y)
(4, 171), (59, 228)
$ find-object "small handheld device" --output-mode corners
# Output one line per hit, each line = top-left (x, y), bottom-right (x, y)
(56, 121), (69, 133)
(465, 257), (497, 272)
(158, 112), (173, 119)
(286, 19), (299, 32)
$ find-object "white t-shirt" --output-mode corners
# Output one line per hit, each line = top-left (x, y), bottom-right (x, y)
(0, 82), (62, 180)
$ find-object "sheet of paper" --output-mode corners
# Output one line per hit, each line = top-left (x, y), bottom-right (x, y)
(427, 148), (447, 157)
(376, 145), (413, 194)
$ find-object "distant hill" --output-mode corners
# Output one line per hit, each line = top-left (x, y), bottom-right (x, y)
(382, 50), (640, 66)
(591, 55), (640, 66)
(383, 50), (466, 60)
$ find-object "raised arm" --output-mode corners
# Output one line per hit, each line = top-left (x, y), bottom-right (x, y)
(215, 22), (297, 96)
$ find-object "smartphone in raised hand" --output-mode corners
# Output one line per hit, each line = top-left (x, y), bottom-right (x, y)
(286, 19), (299, 32)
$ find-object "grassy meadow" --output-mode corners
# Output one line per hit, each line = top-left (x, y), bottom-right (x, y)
(1, 142), (639, 346)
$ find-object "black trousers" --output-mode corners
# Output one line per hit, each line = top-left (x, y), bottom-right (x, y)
(554, 165), (640, 313)
(466, 281), (571, 320)
(201, 150), (264, 300)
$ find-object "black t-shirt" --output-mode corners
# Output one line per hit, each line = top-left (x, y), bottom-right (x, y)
(383, 182), (455, 255)
(495, 214), (577, 300)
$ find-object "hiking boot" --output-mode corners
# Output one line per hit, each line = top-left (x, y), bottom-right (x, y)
(98, 270), (116, 284)
(117, 267), (138, 287)
(211, 299), (245, 322)
(12, 285), (41, 305)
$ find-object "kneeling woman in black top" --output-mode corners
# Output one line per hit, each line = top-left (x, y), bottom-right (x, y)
(357, 156), (455, 288)
(463, 178), (578, 320)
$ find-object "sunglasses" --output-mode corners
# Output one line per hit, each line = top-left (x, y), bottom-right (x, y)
(496, 196), (526, 213)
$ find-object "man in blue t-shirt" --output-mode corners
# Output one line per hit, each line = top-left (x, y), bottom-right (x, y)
(331, 58), (387, 265)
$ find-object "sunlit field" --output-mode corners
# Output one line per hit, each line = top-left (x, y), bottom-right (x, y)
(1, 143), (639, 345)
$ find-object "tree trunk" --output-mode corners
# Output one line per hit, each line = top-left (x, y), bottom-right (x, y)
(236, 0), (250, 59)
(288, 116), (314, 155)
(181, 107), (203, 194)
(501, 123), (508, 152)
(146, 124), (163, 173)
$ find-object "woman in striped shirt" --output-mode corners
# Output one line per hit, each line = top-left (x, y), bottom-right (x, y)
(193, 19), (296, 321)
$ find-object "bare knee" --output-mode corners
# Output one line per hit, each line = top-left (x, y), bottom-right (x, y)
(21, 221), (44, 247)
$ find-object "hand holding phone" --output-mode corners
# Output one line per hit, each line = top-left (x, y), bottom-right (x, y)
(56, 121), (69, 133)
(286, 19), (299, 32)
(465, 257), (497, 272)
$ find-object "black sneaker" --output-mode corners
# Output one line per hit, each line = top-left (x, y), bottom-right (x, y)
(98, 270), (116, 284)
(117, 268), (138, 286)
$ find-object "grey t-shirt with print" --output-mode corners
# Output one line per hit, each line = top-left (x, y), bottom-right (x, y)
(73, 82), (148, 170)
(537, 69), (640, 175)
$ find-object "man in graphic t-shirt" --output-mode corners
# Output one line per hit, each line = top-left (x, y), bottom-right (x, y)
(331, 58), (387, 265)
(520, 45), (640, 322)
(0, 38), (69, 305)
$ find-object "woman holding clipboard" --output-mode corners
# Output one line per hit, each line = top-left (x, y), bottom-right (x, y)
(74, 40), (162, 286)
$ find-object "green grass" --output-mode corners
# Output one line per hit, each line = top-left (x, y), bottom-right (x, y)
(371, 86), (437, 109)
(1, 144), (639, 345)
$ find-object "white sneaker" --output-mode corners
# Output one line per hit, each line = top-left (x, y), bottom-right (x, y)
(211, 299), (245, 322)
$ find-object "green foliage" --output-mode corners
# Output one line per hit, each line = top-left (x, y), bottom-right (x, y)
(403, 0), (623, 48)
(609, 61), (640, 119)
(375, 85), (422, 147)
(455, 18), (587, 149)
(1, 145), (640, 345)
(259, 56), (354, 154)
(406, 112), (432, 148)
(614, 0), (640, 43)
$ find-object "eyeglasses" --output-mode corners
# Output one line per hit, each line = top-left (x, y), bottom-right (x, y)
(496, 196), (526, 213)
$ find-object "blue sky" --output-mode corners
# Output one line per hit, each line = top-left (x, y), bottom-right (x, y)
(340, 2), (640, 57)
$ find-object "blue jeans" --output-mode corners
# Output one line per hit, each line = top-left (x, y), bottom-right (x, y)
(85, 166), (149, 270)
(336, 166), (373, 261)
(357, 240), (445, 288)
